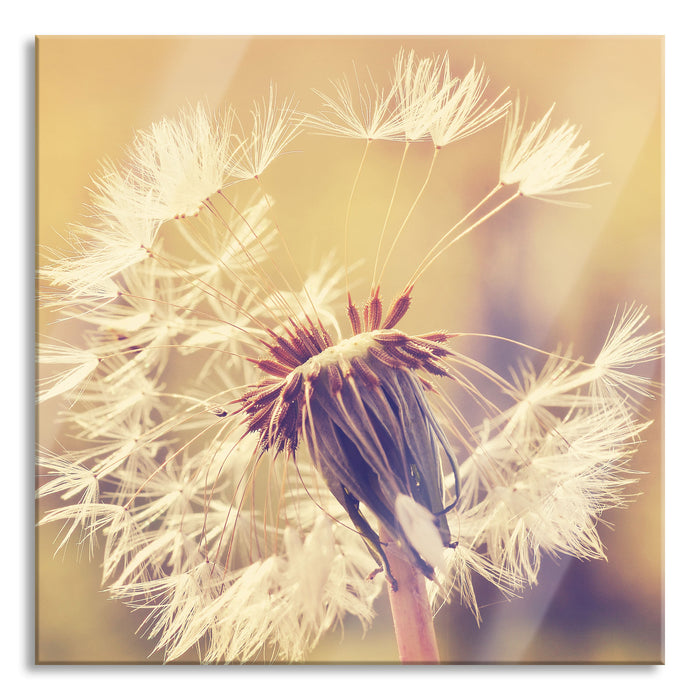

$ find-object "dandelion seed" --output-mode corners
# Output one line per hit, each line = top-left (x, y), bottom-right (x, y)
(427, 59), (509, 148)
(42, 216), (157, 297)
(229, 85), (304, 181)
(96, 102), (238, 222)
(500, 96), (605, 202)
(392, 48), (449, 142)
(308, 71), (404, 141)
(37, 344), (101, 403)
(593, 305), (664, 399)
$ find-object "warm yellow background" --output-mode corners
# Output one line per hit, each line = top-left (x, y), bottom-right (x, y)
(36, 36), (663, 664)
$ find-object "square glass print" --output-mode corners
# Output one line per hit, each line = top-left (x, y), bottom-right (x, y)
(36, 36), (663, 664)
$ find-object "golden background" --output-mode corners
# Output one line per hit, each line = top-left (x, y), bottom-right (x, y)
(36, 36), (663, 664)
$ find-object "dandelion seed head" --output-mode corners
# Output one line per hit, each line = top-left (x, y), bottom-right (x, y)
(38, 48), (662, 663)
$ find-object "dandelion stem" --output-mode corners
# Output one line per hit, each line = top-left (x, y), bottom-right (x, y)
(408, 181), (504, 288)
(377, 146), (440, 288)
(409, 189), (521, 287)
(380, 526), (440, 664)
(345, 139), (371, 295)
(372, 141), (411, 290)
(254, 176), (324, 324)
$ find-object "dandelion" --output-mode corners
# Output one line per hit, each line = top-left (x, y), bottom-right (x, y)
(37, 48), (662, 664)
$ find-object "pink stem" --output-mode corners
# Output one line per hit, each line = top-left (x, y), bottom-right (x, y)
(380, 526), (440, 664)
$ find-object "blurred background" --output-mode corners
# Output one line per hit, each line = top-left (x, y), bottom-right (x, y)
(36, 36), (663, 664)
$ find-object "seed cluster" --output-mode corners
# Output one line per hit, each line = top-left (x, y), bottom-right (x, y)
(237, 288), (454, 455)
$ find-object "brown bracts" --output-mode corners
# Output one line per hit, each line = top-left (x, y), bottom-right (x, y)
(237, 288), (460, 583)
